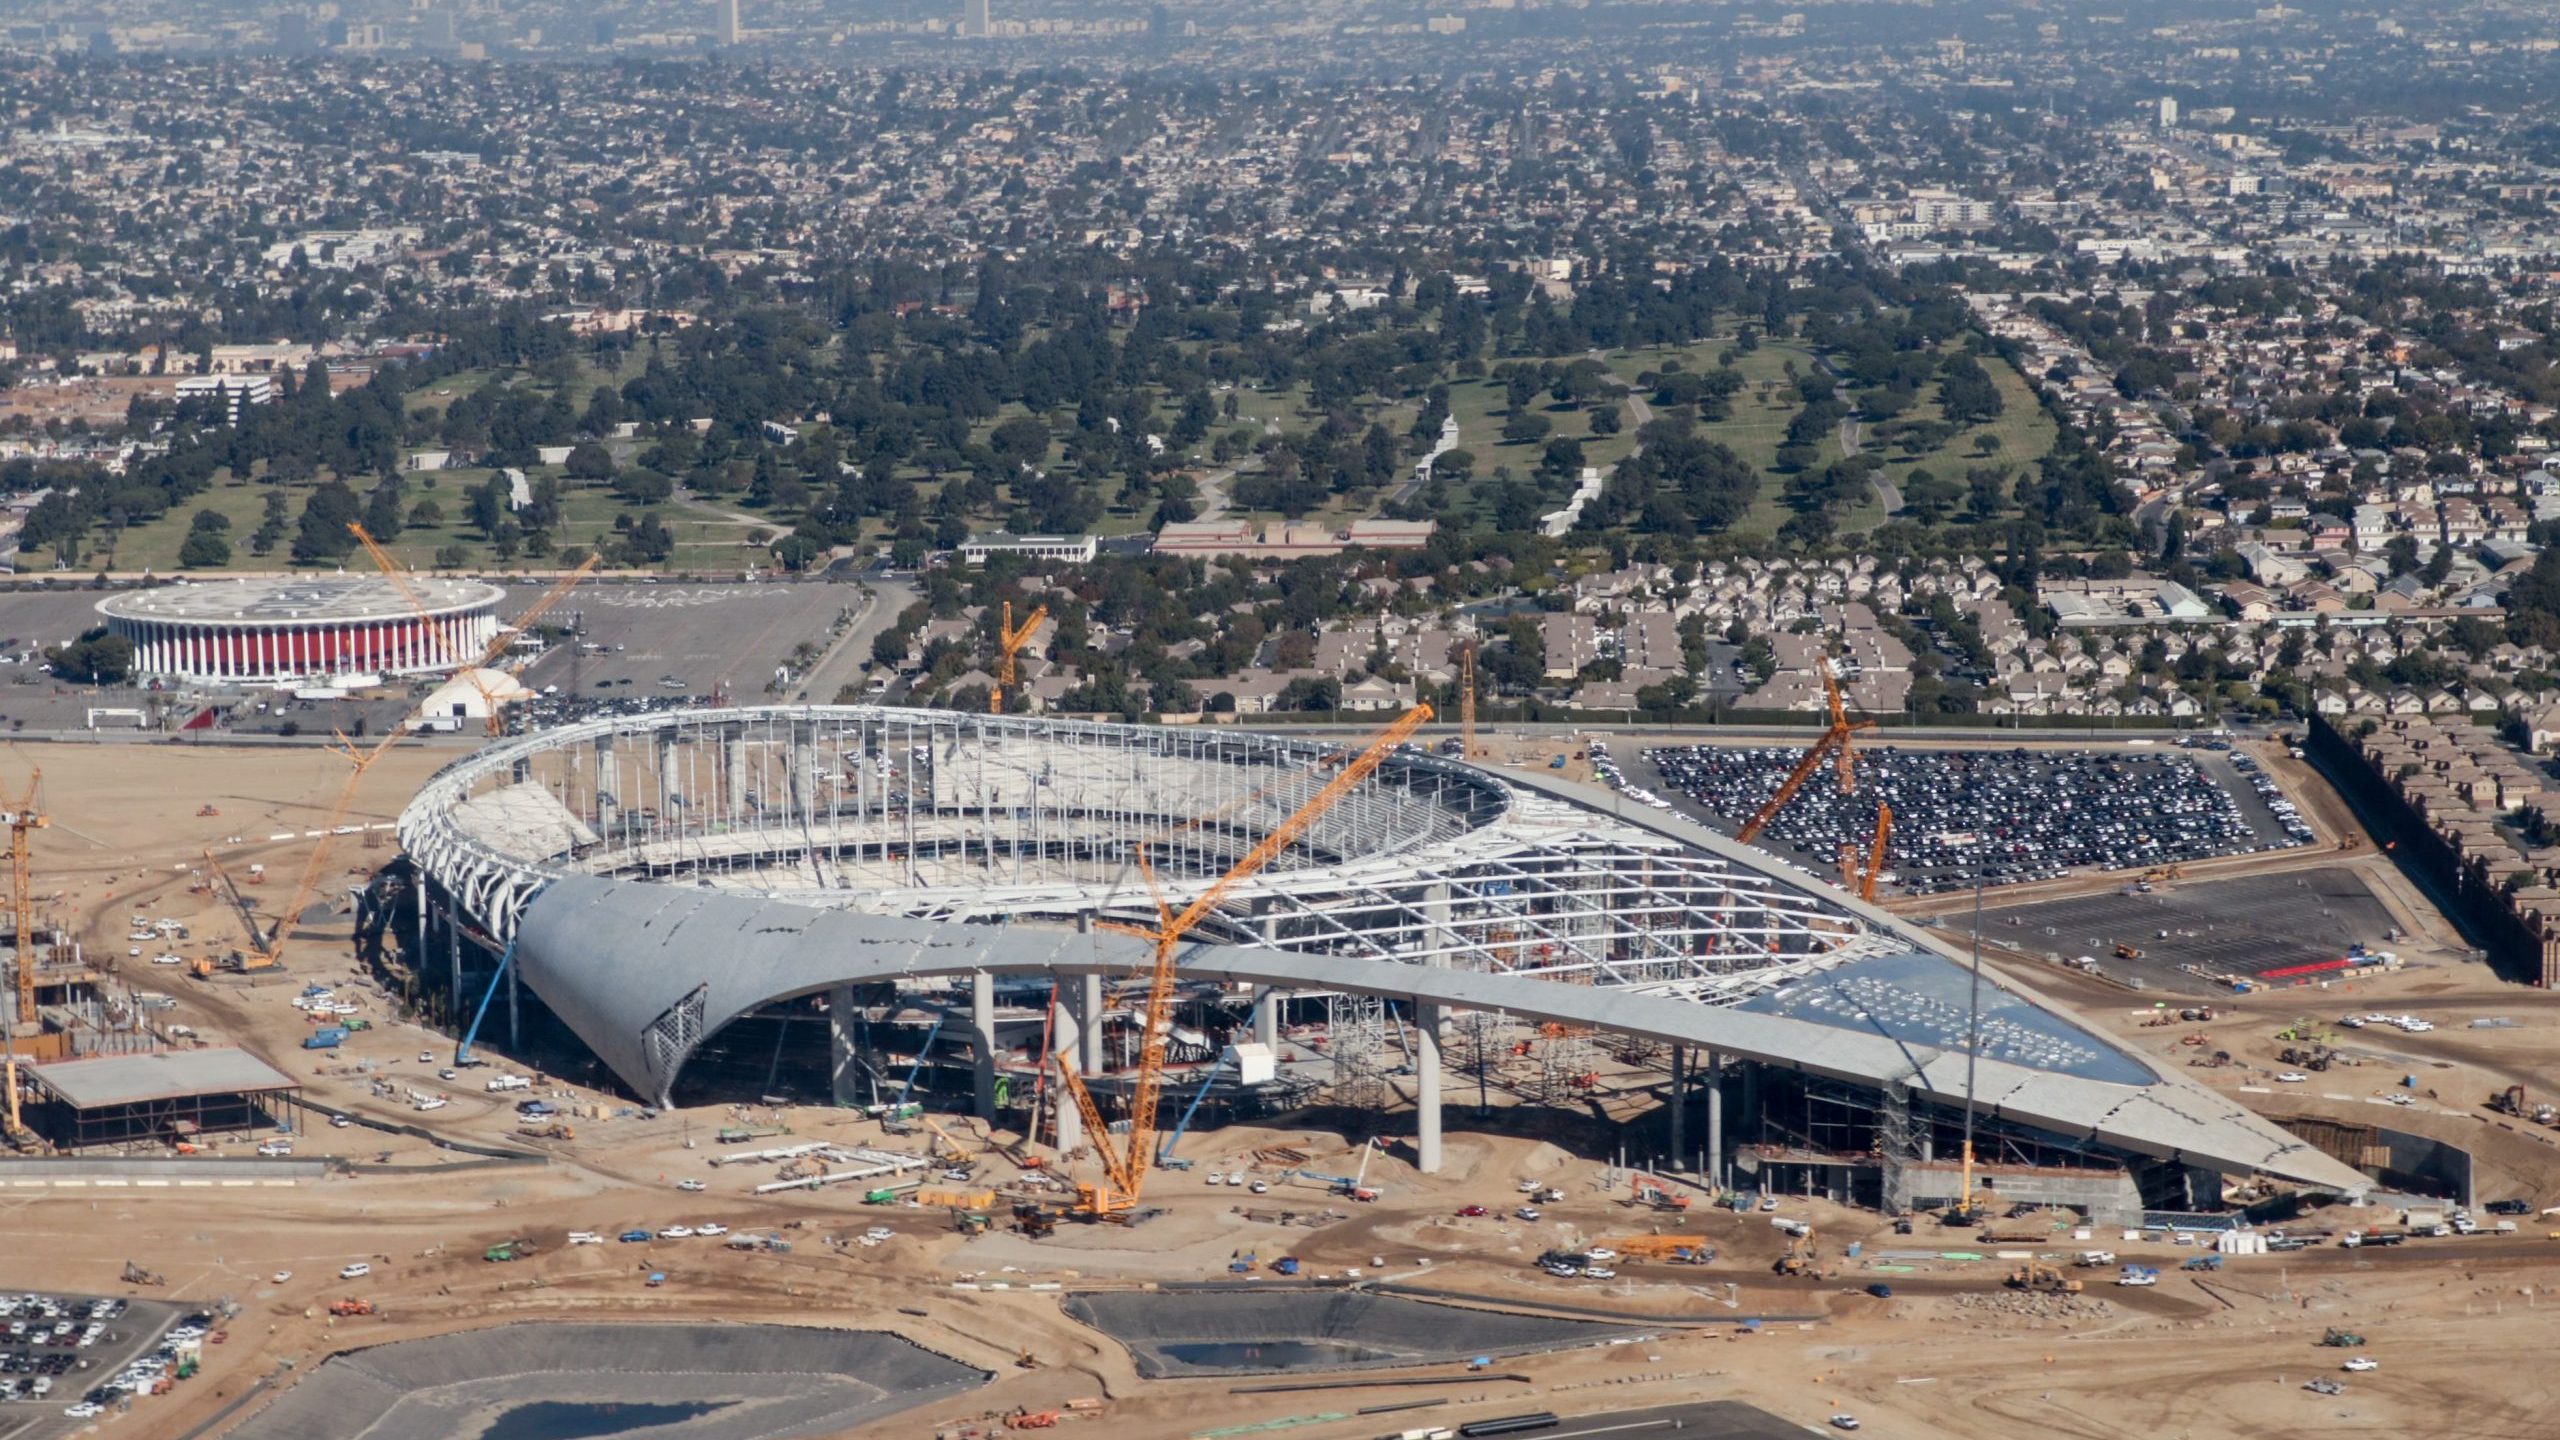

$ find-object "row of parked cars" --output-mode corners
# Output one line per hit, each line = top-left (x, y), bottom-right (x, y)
(55, 1308), (209, 1420)
(2225, 751), (2317, 847)
(1644, 743), (2268, 893)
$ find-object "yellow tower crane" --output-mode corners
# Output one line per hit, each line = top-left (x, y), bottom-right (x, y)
(2, 769), (45, 1150)
(1053, 703), (1433, 1218)
(2, 769), (46, 1027)
(989, 601), (1048, 716)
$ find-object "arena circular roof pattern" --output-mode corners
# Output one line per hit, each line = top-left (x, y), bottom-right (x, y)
(99, 574), (504, 626)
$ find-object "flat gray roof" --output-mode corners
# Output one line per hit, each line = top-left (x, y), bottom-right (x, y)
(29, 1048), (301, 1109)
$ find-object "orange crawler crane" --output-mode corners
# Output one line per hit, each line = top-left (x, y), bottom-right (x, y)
(990, 601), (1049, 716)
(1053, 703), (1433, 1219)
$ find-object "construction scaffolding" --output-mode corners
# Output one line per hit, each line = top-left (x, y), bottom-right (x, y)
(1534, 1023), (1597, 1106)
(1325, 991), (1389, 1113)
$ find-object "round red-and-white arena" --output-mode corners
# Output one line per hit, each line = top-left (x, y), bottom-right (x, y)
(98, 575), (504, 684)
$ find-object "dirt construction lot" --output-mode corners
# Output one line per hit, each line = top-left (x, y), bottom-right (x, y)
(1, 743), (2558, 1440)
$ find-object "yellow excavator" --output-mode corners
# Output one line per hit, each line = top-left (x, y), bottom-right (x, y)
(1774, 1227), (1822, 1278)
(2005, 1259), (2083, 1294)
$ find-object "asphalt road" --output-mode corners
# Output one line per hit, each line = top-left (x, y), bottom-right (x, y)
(792, 576), (917, 703)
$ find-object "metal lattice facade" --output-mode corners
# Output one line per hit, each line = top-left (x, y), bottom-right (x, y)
(400, 706), (1894, 1008)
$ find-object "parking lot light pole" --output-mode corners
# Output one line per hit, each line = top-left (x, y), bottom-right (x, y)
(1935, 829), (1986, 1215)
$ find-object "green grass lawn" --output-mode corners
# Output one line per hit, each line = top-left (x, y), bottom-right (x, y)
(1587, 333), (2054, 542)
(103, 468), (767, 577)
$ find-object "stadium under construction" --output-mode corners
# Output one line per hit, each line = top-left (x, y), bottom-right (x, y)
(373, 706), (2367, 1224)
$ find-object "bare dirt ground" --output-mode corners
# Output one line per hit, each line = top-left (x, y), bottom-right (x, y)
(5, 742), (2560, 1440)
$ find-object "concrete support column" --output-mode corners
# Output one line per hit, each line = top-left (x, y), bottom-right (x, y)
(1414, 1000), (1443, 1174)
(1254, 986), (1281, 1050)
(1079, 971), (1105, 1076)
(1706, 1051), (1725, 1190)
(828, 984), (863, 1107)
(1049, 992), (1083, 1154)
(1738, 1058), (1759, 1179)
(970, 971), (999, 1120)
(594, 740), (618, 834)
(1668, 1044), (1686, 1175)
(791, 727), (818, 827)
(725, 735), (749, 829)
(659, 737), (683, 813)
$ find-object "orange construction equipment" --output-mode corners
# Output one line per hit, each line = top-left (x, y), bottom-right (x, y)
(1736, 658), (1873, 845)
(990, 601), (1049, 716)
(1054, 703), (1433, 1218)
(1857, 802), (1892, 902)
(327, 1298), (375, 1316)
(351, 522), (590, 735)
(254, 558), (599, 974)
(1630, 1174), (1691, 1211)
(1, 769), (44, 1028)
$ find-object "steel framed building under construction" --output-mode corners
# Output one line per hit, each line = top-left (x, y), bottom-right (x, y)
(387, 706), (2367, 1206)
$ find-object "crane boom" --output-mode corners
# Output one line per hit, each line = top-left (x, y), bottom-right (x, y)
(348, 523), (430, 617)
(1056, 703), (1433, 1214)
(254, 557), (600, 975)
(2, 771), (43, 1027)
(1735, 658), (1873, 846)
(1859, 803), (1892, 902)
(990, 602), (1049, 716)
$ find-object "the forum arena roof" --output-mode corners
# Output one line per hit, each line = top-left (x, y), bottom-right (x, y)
(397, 706), (2364, 1191)
(98, 574), (502, 626)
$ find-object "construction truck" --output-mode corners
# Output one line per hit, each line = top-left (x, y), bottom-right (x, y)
(2005, 1260), (2083, 1294)
(2492, 1085), (2530, 1118)
(2277, 1044), (2334, 1072)
(327, 1299), (375, 1317)
(120, 1261), (165, 1287)
(2320, 1328), (2366, 1348)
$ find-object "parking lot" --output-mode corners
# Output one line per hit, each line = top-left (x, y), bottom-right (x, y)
(0, 1292), (182, 1440)
(510, 580), (863, 721)
(1637, 742), (2308, 894)
(1966, 867), (2401, 989)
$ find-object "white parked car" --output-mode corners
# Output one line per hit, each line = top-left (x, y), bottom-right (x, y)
(339, 1263), (372, 1279)
(566, 1232), (603, 1246)
(657, 1226), (695, 1239)
(696, 1223), (728, 1236)
(270, 1270), (293, 1283)
(151, 953), (185, 966)
(2276, 1072), (2308, 1083)
(863, 1226), (894, 1242)
(677, 1179), (707, 1193)
(2343, 1357), (2378, 1372)
(1584, 1247), (1619, 1263)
